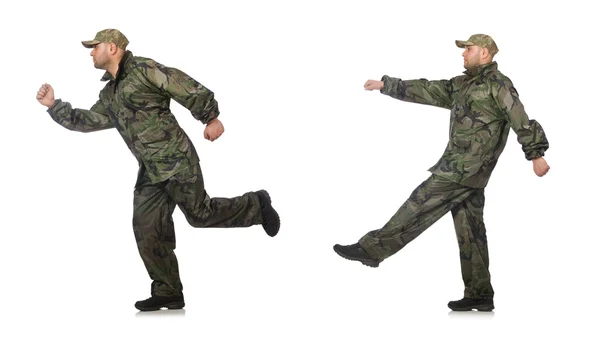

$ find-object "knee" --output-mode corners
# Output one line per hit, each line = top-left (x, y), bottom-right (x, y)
(181, 199), (216, 227)
(184, 213), (211, 227)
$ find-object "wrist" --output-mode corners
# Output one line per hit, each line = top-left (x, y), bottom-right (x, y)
(379, 77), (388, 92)
(46, 99), (58, 110)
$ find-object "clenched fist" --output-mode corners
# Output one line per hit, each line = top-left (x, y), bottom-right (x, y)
(364, 80), (384, 91)
(37, 83), (56, 108)
(532, 157), (550, 177)
(204, 118), (225, 142)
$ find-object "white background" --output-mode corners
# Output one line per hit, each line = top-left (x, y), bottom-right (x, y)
(1, 0), (598, 338)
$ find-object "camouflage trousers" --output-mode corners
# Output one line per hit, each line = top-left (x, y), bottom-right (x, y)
(133, 162), (263, 297)
(359, 174), (494, 299)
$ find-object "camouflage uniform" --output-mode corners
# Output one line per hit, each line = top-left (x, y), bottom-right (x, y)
(47, 29), (263, 297)
(358, 34), (549, 300)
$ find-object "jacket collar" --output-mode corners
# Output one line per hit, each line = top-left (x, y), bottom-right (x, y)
(463, 61), (498, 79)
(101, 50), (134, 82)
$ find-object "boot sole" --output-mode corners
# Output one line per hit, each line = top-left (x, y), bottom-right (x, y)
(257, 190), (280, 237)
(135, 301), (185, 312)
(448, 304), (494, 312)
(333, 246), (380, 268)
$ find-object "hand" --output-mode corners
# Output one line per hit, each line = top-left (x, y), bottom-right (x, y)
(364, 80), (384, 91)
(204, 118), (224, 142)
(37, 83), (56, 108)
(532, 157), (550, 177)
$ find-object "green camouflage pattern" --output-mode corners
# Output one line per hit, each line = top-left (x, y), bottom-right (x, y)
(81, 28), (129, 49)
(359, 174), (494, 299)
(455, 34), (499, 56)
(133, 163), (263, 297)
(380, 61), (549, 188)
(47, 51), (220, 184)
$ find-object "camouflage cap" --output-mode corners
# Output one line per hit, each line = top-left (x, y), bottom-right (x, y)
(455, 34), (499, 56)
(81, 29), (129, 49)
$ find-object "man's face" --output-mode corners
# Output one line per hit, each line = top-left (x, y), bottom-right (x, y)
(90, 43), (110, 70)
(462, 45), (482, 71)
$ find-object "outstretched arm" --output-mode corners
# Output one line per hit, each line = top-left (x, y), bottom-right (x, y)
(37, 83), (114, 133)
(364, 76), (454, 109)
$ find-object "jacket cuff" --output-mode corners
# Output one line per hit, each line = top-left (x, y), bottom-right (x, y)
(201, 105), (220, 124)
(525, 150), (545, 160)
(46, 98), (62, 113)
(380, 75), (401, 97)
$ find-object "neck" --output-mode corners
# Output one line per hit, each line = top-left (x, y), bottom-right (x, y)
(107, 54), (124, 78)
(466, 60), (493, 75)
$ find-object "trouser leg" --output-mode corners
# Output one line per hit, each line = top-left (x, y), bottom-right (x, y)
(359, 174), (475, 261)
(133, 167), (181, 297)
(165, 163), (263, 228)
(451, 188), (494, 299)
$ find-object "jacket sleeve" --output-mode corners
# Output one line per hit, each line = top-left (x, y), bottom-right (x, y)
(142, 61), (220, 124)
(492, 79), (549, 160)
(47, 98), (114, 133)
(380, 75), (454, 110)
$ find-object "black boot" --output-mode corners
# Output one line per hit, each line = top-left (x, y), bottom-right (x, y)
(447, 297), (494, 311)
(333, 243), (381, 267)
(135, 295), (185, 312)
(256, 190), (280, 237)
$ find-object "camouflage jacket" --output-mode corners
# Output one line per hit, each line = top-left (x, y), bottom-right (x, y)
(47, 51), (219, 183)
(381, 61), (549, 188)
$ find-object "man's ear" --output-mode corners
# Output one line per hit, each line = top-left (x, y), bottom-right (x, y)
(481, 47), (490, 59)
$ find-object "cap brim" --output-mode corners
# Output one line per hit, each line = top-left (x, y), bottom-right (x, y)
(81, 40), (101, 48)
(455, 40), (474, 48)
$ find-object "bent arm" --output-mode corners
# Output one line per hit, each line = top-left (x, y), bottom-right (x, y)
(493, 80), (549, 160)
(142, 61), (220, 124)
